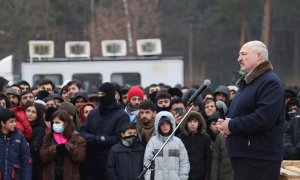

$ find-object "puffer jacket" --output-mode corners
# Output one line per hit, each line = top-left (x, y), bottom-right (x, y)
(11, 106), (32, 140)
(143, 111), (190, 180)
(0, 129), (32, 180)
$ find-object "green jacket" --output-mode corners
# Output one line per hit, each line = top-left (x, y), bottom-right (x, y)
(211, 133), (233, 180)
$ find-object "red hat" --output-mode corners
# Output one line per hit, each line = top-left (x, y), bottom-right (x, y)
(127, 86), (144, 102)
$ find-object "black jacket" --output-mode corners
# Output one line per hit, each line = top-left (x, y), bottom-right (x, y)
(178, 132), (211, 180)
(106, 141), (145, 180)
(80, 102), (130, 169)
(29, 121), (45, 180)
(283, 110), (300, 160)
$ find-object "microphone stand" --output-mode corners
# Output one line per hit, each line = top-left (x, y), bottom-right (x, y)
(137, 104), (195, 180)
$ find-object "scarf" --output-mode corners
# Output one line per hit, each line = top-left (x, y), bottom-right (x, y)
(136, 117), (155, 143)
(53, 133), (68, 144)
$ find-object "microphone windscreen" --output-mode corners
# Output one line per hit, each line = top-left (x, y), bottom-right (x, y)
(216, 100), (228, 114)
(204, 79), (211, 86)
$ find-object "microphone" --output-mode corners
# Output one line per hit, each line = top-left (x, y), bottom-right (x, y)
(216, 100), (227, 120)
(187, 79), (211, 105)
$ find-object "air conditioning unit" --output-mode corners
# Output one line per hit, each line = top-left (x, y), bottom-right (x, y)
(136, 39), (162, 56)
(101, 40), (127, 57)
(65, 41), (90, 58)
(29, 40), (54, 59)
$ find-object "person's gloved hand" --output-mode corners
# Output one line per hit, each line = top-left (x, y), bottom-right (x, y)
(96, 135), (106, 144)
(56, 144), (68, 155)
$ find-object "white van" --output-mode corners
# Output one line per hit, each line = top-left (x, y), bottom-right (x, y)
(21, 56), (184, 92)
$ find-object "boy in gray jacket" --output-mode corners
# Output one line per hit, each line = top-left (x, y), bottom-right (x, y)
(143, 111), (190, 180)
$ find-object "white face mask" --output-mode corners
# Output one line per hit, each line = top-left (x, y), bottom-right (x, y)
(53, 123), (64, 133)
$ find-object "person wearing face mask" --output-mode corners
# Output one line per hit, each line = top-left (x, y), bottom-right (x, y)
(154, 91), (172, 113)
(40, 110), (86, 180)
(80, 82), (130, 180)
(106, 122), (144, 180)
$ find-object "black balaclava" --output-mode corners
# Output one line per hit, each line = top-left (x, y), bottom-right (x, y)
(148, 91), (158, 103)
(98, 82), (116, 106)
(156, 105), (171, 113)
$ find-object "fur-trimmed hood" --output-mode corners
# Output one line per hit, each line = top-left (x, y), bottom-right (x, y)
(180, 110), (207, 135)
(237, 60), (273, 85)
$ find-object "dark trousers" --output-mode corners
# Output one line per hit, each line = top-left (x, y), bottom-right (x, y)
(231, 158), (281, 180)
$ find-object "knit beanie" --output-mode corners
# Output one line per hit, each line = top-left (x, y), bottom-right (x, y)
(58, 102), (81, 131)
(5, 87), (21, 99)
(127, 86), (144, 102)
(98, 82), (116, 106)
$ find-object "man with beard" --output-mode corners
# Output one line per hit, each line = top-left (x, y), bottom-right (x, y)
(125, 86), (144, 123)
(5, 87), (32, 140)
(80, 82), (129, 180)
(136, 100), (156, 145)
(155, 91), (172, 113)
(20, 90), (35, 106)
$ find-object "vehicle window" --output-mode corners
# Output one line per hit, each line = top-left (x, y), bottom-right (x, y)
(72, 73), (102, 94)
(111, 73), (141, 86)
(33, 74), (63, 87)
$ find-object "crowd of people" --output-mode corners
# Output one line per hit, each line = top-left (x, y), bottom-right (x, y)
(0, 40), (299, 180)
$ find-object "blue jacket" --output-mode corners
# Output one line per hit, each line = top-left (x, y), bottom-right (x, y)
(0, 129), (32, 180)
(227, 61), (285, 161)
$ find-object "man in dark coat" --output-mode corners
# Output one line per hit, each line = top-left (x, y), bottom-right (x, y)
(217, 41), (285, 180)
(80, 82), (130, 180)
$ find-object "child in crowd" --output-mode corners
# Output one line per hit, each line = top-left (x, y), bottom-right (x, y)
(178, 110), (211, 180)
(143, 111), (190, 180)
(0, 109), (32, 179)
(106, 122), (145, 180)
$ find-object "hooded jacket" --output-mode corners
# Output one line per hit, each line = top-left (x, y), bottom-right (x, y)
(227, 61), (285, 161)
(143, 111), (190, 180)
(178, 111), (211, 180)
